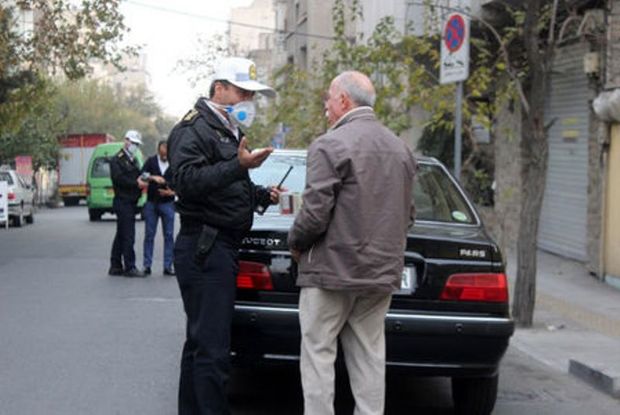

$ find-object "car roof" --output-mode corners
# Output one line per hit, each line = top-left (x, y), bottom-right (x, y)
(95, 142), (124, 151)
(271, 149), (439, 164)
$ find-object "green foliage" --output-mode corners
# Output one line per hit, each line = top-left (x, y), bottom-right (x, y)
(415, 119), (494, 206)
(0, 78), (63, 168)
(52, 79), (176, 156)
(1, 78), (176, 167)
(0, 6), (39, 134)
(0, 0), (134, 163)
(248, 64), (327, 148)
(14, 0), (135, 79)
(178, 0), (514, 206)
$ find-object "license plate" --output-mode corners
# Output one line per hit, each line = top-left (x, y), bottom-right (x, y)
(396, 267), (417, 295)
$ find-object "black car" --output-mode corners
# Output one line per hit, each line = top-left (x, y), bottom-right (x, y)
(232, 149), (514, 414)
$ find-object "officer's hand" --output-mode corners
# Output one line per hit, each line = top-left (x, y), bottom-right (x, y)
(137, 178), (148, 189)
(269, 186), (286, 204)
(238, 137), (273, 169)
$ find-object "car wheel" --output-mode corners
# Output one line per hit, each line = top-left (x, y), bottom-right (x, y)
(12, 211), (23, 227)
(25, 211), (34, 224)
(451, 374), (498, 415)
(88, 209), (102, 221)
(63, 197), (79, 206)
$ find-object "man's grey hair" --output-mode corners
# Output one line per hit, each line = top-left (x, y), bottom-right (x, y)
(334, 71), (376, 108)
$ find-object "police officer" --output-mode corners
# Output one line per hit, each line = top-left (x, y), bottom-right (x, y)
(168, 57), (280, 415)
(108, 130), (145, 278)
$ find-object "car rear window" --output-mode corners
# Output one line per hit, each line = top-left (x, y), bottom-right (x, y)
(249, 154), (307, 193)
(414, 164), (475, 224)
(91, 157), (111, 178)
(249, 154), (475, 224)
(0, 172), (14, 185)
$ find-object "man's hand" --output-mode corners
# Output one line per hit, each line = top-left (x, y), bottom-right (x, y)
(158, 188), (175, 197)
(137, 178), (148, 189)
(151, 175), (166, 185)
(290, 248), (301, 262)
(238, 137), (273, 169)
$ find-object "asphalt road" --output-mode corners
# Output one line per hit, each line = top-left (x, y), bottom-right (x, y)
(0, 206), (618, 414)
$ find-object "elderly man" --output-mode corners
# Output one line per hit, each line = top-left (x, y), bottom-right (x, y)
(288, 71), (417, 415)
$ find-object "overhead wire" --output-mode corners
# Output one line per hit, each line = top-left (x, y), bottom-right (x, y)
(125, 0), (338, 41)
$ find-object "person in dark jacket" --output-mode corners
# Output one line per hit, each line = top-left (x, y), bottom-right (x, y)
(108, 130), (146, 278)
(167, 57), (282, 415)
(138, 140), (176, 276)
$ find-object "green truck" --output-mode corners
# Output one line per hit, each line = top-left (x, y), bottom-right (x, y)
(86, 142), (146, 221)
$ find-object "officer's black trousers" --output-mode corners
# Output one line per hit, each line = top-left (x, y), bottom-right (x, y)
(174, 227), (240, 415)
(110, 197), (136, 270)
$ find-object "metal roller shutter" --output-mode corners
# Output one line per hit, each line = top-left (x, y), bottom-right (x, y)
(538, 41), (590, 261)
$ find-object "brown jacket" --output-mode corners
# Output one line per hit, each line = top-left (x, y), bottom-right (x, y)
(288, 107), (417, 293)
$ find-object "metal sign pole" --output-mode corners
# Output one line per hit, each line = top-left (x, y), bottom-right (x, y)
(454, 81), (463, 181)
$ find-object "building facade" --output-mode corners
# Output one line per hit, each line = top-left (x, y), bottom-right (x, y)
(89, 52), (150, 93)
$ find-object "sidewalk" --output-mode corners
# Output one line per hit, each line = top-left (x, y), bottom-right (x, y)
(506, 250), (620, 399)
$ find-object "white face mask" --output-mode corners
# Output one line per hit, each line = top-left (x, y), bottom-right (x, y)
(127, 143), (139, 156)
(226, 101), (256, 128)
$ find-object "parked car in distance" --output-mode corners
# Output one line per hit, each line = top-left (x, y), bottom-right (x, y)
(0, 166), (35, 227)
(231, 149), (514, 415)
(86, 142), (146, 221)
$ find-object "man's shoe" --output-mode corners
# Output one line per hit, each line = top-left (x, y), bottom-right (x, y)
(143, 267), (151, 276)
(108, 267), (124, 276)
(124, 268), (146, 278)
(163, 268), (176, 276)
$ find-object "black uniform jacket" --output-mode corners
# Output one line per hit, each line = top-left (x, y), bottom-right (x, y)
(141, 155), (174, 204)
(167, 98), (268, 232)
(110, 149), (142, 202)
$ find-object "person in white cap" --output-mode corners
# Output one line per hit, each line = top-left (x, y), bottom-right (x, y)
(167, 57), (281, 415)
(108, 130), (146, 278)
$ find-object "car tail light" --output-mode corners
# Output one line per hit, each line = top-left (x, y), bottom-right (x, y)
(8, 192), (15, 201)
(440, 273), (508, 303)
(236, 261), (273, 290)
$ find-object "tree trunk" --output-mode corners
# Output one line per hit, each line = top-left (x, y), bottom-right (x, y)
(511, 0), (554, 327)
(512, 116), (549, 326)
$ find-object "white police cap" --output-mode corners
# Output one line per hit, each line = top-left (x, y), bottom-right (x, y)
(124, 130), (142, 145)
(213, 57), (275, 98)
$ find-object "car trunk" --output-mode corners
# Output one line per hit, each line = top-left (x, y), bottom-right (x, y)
(237, 215), (508, 317)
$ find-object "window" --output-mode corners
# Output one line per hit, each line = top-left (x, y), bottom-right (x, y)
(0, 172), (14, 185)
(248, 154), (475, 224)
(413, 164), (475, 224)
(249, 154), (306, 193)
(91, 157), (111, 178)
(249, 153), (306, 214)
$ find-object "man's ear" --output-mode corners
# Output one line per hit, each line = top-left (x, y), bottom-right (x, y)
(213, 81), (227, 98)
(341, 92), (352, 110)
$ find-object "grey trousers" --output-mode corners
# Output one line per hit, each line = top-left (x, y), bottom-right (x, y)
(299, 287), (392, 415)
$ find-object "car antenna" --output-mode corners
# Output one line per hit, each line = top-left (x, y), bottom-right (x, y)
(277, 165), (294, 190)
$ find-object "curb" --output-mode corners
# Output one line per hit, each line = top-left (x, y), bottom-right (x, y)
(569, 359), (620, 399)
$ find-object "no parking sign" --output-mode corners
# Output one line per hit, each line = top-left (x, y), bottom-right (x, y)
(440, 12), (470, 84)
